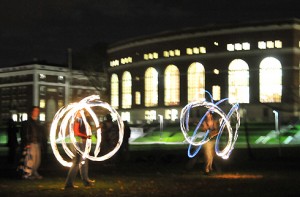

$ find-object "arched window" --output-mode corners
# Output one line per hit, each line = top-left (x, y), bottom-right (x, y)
(122, 71), (132, 109)
(164, 65), (180, 106)
(188, 62), (205, 102)
(259, 57), (282, 103)
(145, 67), (158, 107)
(228, 59), (249, 103)
(110, 74), (119, 108)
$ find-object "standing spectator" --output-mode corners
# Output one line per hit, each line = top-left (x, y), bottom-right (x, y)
(103, 114), (119, 162)
(64, 111), (95, 189)
(18, 106), (43, 179)
(6, 118), (19, 164)
(119, 120), (131, 162)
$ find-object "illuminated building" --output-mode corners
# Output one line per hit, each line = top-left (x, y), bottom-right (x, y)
(0, 64), (107, 125)
(107, 19), (300, 124)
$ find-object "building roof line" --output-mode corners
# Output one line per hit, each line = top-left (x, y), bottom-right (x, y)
(108, 18), (300, 53)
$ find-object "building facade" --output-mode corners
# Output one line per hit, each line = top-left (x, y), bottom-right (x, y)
(107, 19), (300, 124)
(0, 64), (107, 126)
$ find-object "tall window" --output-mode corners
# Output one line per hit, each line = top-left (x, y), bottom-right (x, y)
(188, 62), (205, 102)
(259, 57), (282, 103)
(145, 67), (158, 107)
(122, 71), (132, 109)
(111, 74), (119, 108)
(228, 59), (249, 103)
(212, 85), (221, 101)
(164, 65), (180, 106)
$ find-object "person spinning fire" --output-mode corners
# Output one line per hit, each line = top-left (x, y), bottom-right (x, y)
(201, 111), (219, 175)
(64, 110), (95, 189)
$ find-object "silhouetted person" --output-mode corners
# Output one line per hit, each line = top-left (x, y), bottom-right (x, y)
(119, 120), (131, 162)
(103, 114), (119, 162)
(18, 106), (44, 179)
(6, 118), (19, 164)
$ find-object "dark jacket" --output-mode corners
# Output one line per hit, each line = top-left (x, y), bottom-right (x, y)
(20, 118), (43, 147)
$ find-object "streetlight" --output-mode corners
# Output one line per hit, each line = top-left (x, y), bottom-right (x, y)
(158, 114), (163, 140)
(273, 110), (282, 157)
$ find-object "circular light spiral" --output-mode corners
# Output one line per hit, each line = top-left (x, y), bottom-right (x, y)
(180, 91), (240, 159)
(50, 95), (124, 167)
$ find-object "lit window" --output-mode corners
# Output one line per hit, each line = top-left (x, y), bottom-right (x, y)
(200, 47), (206, 53)
(165, 109), (178, 121)
(242, 42), (250, 50)
(186, 48), (193, 55)
(164, 65), (180, 106)
(121, 111), (130, 122)
(149, 54), (153, 59)
(40, 113), (45, 121)
(144, 54), (149, 60)
(135, 91), (141, 105)
(188, 62), (205, 102)
(193, 47), (199, 54)
(111, 74), (119, 108)
(235, 43), (242, 51)
(259, 57), (282, 103)
(169, 50), (175, 57)
(121, 58), (125, 64)
(214, 42), (219, 46)
(145, 110), (157, 121)
(212, 86), (221, 101)
(58, 100), (64, 109)
(227, 44), (234, 51)
(165, 109), (171, 120)
(40, 99), (46, 108)
(258, 41), (266, 49)
(153, 53), (158, 59)
(228, 59), (249, 103)
(175, 49), (180, 56)
(22, 113), (28, 121)
(122, 71), (132, 109)
(267, 41), (274, 48)
(110, 60), (119, 67)
(145, 67), (158, 107)
(12, 114), (18, 122)
(275, 40), (282, 48)
(163, 51), (169, 57)
(39, 74), (46, 79)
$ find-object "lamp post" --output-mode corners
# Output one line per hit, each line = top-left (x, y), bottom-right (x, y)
(158, 114), (163, 140)
(273, 110), (282, 157)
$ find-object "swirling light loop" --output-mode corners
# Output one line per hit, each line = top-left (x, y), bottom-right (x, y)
(180, 91), (240, 159)
(50, 95), (124, 167)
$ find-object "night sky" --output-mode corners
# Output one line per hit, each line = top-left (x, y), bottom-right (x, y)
(1, 0), (299, 68)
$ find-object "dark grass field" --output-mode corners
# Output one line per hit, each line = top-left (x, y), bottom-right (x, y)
(1, 147), (300, 197)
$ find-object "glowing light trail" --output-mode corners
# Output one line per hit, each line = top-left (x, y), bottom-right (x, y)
(180, 91), (240, 159)
(50, 95), (124, 167)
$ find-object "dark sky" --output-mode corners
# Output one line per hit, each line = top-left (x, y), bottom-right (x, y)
(1, 0), (299, 67)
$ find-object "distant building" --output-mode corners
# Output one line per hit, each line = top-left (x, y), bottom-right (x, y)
(107, 19), (300, 124)
(0, 64), (107, 126)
